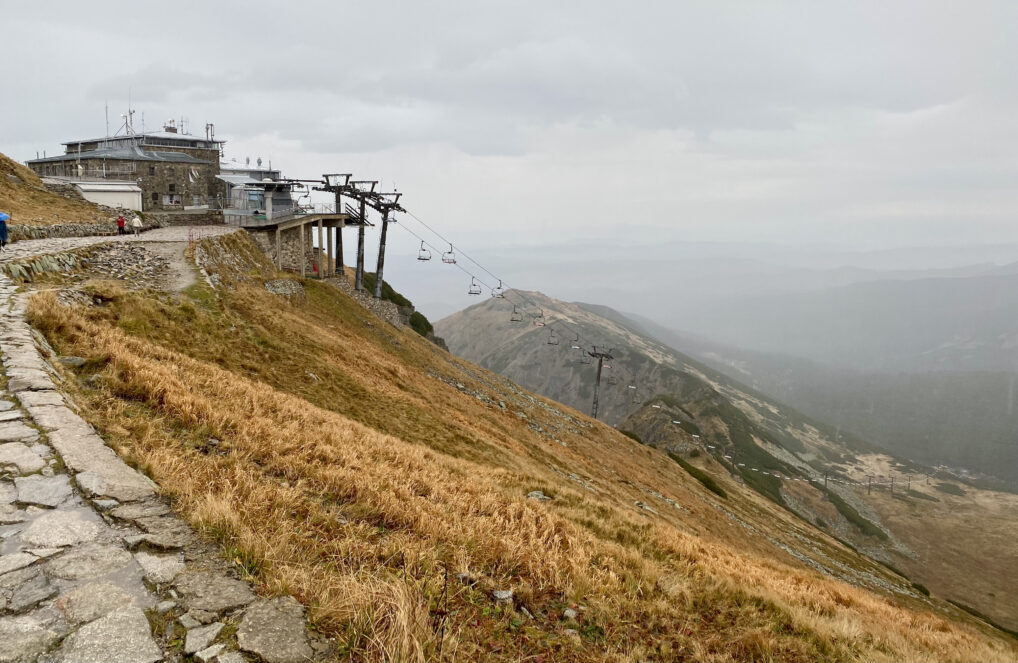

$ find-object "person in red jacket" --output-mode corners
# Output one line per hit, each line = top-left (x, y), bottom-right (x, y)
(116, 215), (126, 235)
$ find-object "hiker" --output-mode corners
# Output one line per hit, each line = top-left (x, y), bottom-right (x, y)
(117, 214), (126, 235)
(0, 211), (8, 251)
(131, 215), (143, 236)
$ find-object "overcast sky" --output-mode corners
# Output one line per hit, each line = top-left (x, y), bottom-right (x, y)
(3, 1), (1017, 316)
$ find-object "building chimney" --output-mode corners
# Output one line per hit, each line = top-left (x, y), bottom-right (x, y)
(164, 119), (178, 134)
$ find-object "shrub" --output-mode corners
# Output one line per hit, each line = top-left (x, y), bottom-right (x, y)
(668, 452), (727, 498)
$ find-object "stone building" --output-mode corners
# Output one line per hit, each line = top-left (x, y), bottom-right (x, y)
(26, 120), (225, 212)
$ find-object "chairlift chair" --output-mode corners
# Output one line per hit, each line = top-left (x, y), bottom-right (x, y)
(607, 375), (618, 386)
(533, 309), (546, 327)
(491, 279), (506, 298)
(570, 334), (581, 350)
(547, 330), (559, 346)
(467, 277), (482, 295)
(442, 244), (457, 264)
(510, 305), (523, 322)
(417, 242), (431, 261)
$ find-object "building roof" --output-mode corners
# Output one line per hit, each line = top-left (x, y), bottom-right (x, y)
(63, 131), (223, 146)
(27, 145), (210, 165)
(73, 181), (142, 193)
(217, 173), (263, 186)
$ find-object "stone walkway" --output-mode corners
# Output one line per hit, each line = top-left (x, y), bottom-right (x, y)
(0, 227), (323, 662)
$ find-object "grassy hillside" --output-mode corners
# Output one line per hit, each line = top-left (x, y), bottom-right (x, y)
(0, 151), (109, 225)
(24, 232), (1018, 662)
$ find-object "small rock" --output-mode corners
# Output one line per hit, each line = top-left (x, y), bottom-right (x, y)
(154, 600), (177, 614)
(492, 589), (513, 603)
(57, 356), (87, 368)
(217, 651), (246, 663)
(134, 551), (185, 585)
(187, 609), (219, 625)
(563, 627), (581, 643)
(195, 643), (225, 662)
(526, 490), (552, 501)
(93, 499), (119, 510)
(178, 614), (202, 630)
(237, 597), (313, 663)
(185, 622), (224, 655)
(562, 608), (578, 620)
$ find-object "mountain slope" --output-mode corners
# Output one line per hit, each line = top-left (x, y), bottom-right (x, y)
(436, 292), (1018, 635)
(0, 151), (109, 225)
(19, 236), (1017, 661)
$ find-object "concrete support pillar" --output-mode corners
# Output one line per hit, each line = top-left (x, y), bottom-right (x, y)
(274, 227), (281, 270)
(324, 226), (332, 277)
(299, 223), (306, 278)
(317, 219), (324, 278)
(265, 189), (273, 221)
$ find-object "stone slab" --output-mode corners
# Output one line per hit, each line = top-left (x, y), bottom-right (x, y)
(46, 542), (133, 580)
(0, 552), (37, 575)
(54, 606), (160, 663)
(14, 390), (64, 408)
(14, 474), (72, 507)
(0, 615), (59, 663)
(0, 442), (45, 473)
(237, 597), (314, 663)
(0, 411), (23, 423)
(57, 580), (135, 624)
(176, 572), (256, 613)
(19, 510), (102, 547)
(7, 568), (56, 612)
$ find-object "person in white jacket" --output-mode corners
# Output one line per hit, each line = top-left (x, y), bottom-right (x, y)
(131, 215), (143, 236)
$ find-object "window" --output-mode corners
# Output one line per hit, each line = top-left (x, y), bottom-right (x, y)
(151, 192), (158, 203)
(168, 183), (176, 192)
(148, 166), (155, 175)
(168, 167), (175, 176)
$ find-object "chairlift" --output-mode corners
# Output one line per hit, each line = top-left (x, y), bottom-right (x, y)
(547, 329), (559, 346)
(442, 244), (457, 264)
(417, 242), (431, 261)
(491, 279), (506, 298)
(510, 305), (523, 322)
(533, 309), (546, 327)
(579, 349), (592, 364)
(607, 375), (618, 386)
(570, 333), (581, 350)
(468, 277), (482, 296)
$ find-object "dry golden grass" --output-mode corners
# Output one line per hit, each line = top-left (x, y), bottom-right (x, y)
(24, 232), (1018, 662)
(0, 152), (109, 225)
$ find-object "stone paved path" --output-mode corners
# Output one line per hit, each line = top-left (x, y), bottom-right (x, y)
(0, 227), (323, 662)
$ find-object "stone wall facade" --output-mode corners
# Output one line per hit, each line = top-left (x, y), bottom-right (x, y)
(8, 217), (169, 242)
(246, 227), (322, 275)
(145, 210), (224, 227)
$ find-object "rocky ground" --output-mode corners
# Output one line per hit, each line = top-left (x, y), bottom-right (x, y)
(0, 227), (328, 662)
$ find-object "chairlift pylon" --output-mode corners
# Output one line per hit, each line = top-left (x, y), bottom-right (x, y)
(417, 241), (431, 261)
(491, 279), (506, 298)
(510, 305), (523, 322)
(442, 244), (457, 264)
(467, 277), (482, 295)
